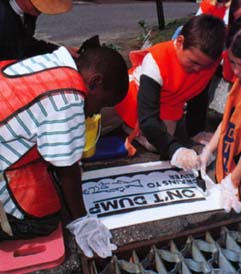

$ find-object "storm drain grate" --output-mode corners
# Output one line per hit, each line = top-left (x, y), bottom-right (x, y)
(87, 226), (241, 274)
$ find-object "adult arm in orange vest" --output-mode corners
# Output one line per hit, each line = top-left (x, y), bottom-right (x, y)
(190, 17), (241, 214)
(201, 121), (241, 176)
(199, 123), (241, 213)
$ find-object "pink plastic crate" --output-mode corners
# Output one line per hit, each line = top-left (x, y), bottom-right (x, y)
(0, 223), (65, 274)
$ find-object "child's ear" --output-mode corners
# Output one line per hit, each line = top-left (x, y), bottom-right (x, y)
(176, 35), (184, 51)
(88, 73), (103, 90)
(210, 0), (217, 5)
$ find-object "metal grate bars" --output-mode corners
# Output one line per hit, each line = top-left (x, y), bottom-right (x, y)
(89, 226), (241, 274)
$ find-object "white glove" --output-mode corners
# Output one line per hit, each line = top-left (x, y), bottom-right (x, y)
(66, 216), (117, 258)
(192, 131), (213, 145)
(199, 144), (215, 176)
(221, 174), (237, 194)
(170, 147), (199, 171)
(220, 174), (241, 213)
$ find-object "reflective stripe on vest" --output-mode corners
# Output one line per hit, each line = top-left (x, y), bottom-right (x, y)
(0, 59), (87, 218)
(0, 60), (87, 123)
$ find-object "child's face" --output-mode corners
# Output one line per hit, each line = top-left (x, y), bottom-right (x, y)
(178, 48), (214, 73)
(85, 90), (103, 117)
(175, 36), (215, 73)
(84, 70), (126, 117)
(85, 88), (117, 117)
(228, 49), (241, 80)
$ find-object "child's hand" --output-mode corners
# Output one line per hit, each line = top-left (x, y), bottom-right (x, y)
(221, 174), (237, 195)
(170, 147), (200, 171)
(220, 174), (241, 213)
(66, 215), (117, 258)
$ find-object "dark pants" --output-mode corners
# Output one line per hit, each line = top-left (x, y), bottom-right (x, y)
(0, 212), (60, 241)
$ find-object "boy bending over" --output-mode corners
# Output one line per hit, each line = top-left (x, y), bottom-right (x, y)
(115, 14), (225, 171)
(0, 45), (129, 258)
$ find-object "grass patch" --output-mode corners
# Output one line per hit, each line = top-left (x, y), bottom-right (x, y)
(109, 16), (192, 66)
(148, 16), (190, 45)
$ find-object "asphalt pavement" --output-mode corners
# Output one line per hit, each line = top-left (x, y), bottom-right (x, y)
(35, 1), (199, 46)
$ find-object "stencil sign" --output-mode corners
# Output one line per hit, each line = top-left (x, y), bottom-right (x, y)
(82, 162), (223, 229)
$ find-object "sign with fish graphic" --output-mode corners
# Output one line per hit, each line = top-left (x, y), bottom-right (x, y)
(82, 161), (223, 229)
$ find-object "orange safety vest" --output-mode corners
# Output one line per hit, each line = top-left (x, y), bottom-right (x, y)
(200, 0), (227, 19)
(1, 60), (87, 218)
(216, 79), (241, 183)
(116, 41), (220, 129)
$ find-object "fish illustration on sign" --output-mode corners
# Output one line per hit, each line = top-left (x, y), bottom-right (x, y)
(83, 179), (143, 194)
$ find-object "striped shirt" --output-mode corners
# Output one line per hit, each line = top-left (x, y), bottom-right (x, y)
(0, 47), (85, 218)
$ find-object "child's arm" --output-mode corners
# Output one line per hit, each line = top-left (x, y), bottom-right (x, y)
(138, 74), (200, 170)
(205, 122), (221, 152)
(55, 163), (116, 258)
(54, 162), (86, 219)
(138, 74), (182, 160)
(199, 122), (222, 174)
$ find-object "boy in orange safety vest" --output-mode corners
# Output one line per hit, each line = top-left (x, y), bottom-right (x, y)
(115, 14), (226, 171)
(0, 44), (128, 259)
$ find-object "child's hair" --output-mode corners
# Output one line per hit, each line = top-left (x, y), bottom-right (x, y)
(229, 29), (241, 58)
(76, 46), (129, 105)
(217, 0), (230, 4)
(180, 14), (225, 60)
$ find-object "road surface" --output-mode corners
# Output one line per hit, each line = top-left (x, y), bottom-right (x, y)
(36, 1), (199, 46)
